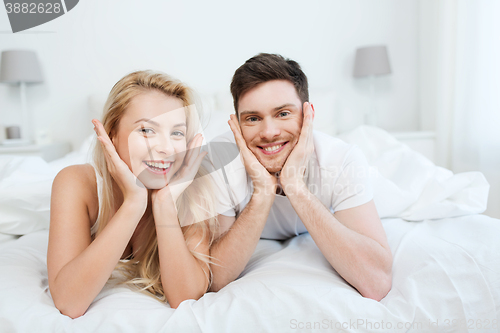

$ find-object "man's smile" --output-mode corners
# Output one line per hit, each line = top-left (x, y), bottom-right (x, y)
(257, 141), (288, 155)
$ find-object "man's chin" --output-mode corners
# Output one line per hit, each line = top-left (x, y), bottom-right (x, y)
(255, 155), (286, 175)
(262, 163), (283, 175)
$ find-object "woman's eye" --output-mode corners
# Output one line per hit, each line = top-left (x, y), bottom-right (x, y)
(172, 131), (185, 137)
(139, 128), (154, 135)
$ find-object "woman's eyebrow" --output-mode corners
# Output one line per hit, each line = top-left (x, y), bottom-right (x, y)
(173, 122), (186, 128)
(134, 118), (160, 127)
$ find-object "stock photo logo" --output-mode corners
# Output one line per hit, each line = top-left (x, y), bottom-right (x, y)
(4, 0), (79, 33)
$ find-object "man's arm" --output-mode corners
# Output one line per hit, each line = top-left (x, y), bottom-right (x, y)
(281, 102), (392, 300)
(209, 192), (274, 292)
(209, 114), (277, 291)
(287, 186), (392, 300)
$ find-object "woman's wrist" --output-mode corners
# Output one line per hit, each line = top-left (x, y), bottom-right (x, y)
(123, 196), (148, 214)
(152, 204), (180, 229)
(151, 187), (178, 221)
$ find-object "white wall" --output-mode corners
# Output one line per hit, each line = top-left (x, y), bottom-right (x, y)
(418, 0), (458, 170)
(0, 0), (420, 150)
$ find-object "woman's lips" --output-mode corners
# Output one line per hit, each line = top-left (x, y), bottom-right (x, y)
(258, 142), (288, 155)
(143, 161), (172, 175)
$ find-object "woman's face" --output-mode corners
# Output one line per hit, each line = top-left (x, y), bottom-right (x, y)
(111, 90), (188, 190)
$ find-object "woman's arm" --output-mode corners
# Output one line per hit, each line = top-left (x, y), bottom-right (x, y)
(47, 165), (146, 319)
(150, 133), (210, 307)
(153, 197), (210, 309)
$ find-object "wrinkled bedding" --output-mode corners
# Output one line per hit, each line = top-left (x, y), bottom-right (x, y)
(0, 126), (498, 332)
(0, 214), (499, 332)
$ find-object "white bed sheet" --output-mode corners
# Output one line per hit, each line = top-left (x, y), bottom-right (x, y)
(0, 214), (499, 333)
(0, 233), (19, 250)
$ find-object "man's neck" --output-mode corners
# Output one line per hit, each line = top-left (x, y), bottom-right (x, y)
(275, 174), (286, 196)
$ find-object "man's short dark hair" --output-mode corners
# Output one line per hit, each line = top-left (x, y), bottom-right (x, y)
(230, 53), (309, 116)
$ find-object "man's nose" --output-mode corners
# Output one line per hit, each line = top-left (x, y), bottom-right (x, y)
(259, 118), (281, 141)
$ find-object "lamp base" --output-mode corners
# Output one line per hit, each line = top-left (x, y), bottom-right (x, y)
(0, 138), (31, 146)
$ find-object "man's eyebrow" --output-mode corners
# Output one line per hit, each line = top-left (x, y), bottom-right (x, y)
(239, 110), (260, 118)
(239, 103), (298, 118)
(272, 103), (297, 112)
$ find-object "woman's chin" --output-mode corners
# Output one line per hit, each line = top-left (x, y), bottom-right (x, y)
(141, 179), (169, 190)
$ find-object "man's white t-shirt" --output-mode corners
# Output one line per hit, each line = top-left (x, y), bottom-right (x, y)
(206, 130), (374, 240)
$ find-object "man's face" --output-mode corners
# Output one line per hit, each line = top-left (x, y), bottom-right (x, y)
(238, 80), (303, 174)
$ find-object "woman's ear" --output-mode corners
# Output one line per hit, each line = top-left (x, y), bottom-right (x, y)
(109, 129), (116, 145)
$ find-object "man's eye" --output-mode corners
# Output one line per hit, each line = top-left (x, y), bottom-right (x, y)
(247, 116), (259, 122)
(140, 128), (154, 135)
(278, 111), (289, 117)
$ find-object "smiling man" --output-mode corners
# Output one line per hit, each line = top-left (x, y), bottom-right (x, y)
(208, 53), (393, 301)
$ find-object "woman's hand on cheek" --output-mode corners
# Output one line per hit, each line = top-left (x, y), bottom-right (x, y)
(92, 119), (148, 207)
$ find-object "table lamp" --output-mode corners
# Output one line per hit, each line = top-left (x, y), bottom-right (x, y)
(353, 45), (391, 126)
(0, 50), (44, 145)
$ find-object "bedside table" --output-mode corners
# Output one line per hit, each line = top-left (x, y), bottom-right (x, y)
(0, 141), (72, 162)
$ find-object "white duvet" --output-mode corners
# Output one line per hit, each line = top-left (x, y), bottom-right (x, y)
(0, 215), (499, 332)
(0, 126), (498, 332)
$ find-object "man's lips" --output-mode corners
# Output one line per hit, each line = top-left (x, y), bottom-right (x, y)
(257, 141), (288, 155)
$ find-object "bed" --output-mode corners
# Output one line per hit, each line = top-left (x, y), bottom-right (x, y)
(0, 106), (499, 332)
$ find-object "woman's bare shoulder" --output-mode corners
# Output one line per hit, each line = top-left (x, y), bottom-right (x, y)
(54, 164), (95, 186)
(53, 164), (98, 210)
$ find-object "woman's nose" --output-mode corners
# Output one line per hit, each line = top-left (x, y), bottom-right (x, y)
(153, 135), (175, 156)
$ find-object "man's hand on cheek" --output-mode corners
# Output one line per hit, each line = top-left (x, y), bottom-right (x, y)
(228, 114), (277, 198)
(280, 102), (315, 195)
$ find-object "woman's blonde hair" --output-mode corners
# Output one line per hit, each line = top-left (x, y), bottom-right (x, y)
(92, 70), (218, 300)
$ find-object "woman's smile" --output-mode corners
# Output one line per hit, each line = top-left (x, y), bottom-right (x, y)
(143, 160), (173, 175)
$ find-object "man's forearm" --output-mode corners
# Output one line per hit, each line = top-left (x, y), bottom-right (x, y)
(209, 193), (274, 291)
(286, 185), (392, 300)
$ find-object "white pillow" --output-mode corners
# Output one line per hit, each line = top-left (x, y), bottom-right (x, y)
(0, 134), (96, 236)
(338, 126), (489, 220)
(0, 156), (57, 235)
(48, 134), (95, 174)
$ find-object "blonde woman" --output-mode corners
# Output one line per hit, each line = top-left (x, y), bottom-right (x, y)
(47, 71), (218, 318)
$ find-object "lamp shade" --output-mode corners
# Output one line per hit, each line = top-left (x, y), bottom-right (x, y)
(0, 50), (43, 84)
(353, 45), (391, 77)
